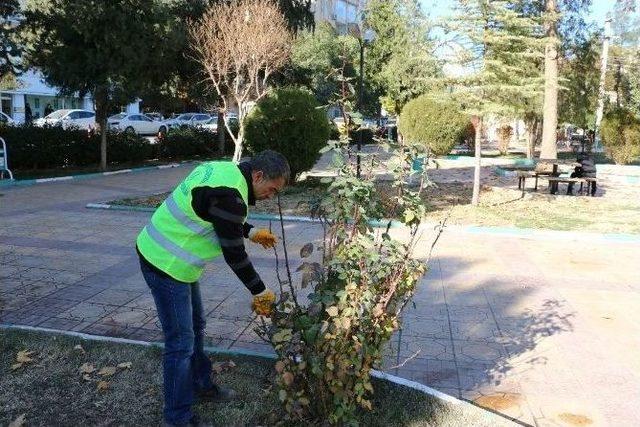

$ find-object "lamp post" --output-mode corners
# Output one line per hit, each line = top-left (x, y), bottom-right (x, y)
(355, 28), (374, 178)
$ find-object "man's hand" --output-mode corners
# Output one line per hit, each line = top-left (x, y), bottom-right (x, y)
(249, 229), (277, 249)
(251, 289), (276, 317)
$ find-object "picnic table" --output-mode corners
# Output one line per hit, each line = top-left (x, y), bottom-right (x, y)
(516, 158), (589, 196)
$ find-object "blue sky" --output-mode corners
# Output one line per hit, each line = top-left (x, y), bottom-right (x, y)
(420, 0), (615, 27)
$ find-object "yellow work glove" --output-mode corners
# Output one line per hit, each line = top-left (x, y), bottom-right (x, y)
(248, 228), (277, 249)
(251, 289), (276, 317)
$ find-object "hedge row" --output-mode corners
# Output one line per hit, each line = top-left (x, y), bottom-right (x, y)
(0, 125), (233, 170)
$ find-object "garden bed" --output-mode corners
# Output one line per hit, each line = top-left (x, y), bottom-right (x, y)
(0, 328), (513, 426)
(107, 178), (640, 234)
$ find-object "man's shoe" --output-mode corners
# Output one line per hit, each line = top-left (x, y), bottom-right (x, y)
(197, 384), (237, 403)
(163, 414), (201, 427)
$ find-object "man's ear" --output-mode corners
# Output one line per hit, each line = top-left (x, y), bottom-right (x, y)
(253, 170), (264, 182)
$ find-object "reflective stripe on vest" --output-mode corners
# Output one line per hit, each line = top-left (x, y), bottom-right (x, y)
(165, 194), (217, 239)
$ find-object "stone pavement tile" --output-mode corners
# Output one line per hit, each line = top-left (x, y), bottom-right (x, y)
(451, 319), (502, 341)
(127, 327), (164, 342)
(395, 359), (459, 389)
(0, 276), (36, 293)
(100, 306), (156, 329)
(453, 339), (507, 364)
(37, 316), (89, 331)
(12, 280), (68, 300)
(203, 316), (251, 342)
(399, 316), (451, 340)
(396, 337), (456, 362)
(124, 294), (157, 310)
(445, 305), (492, 323)
(86, 288), (142, 306)
(9, 313), (50, 326)
(0, 295), (34, 312)
(80, 322), (139, 339)
(212, 299), (255, 322)
(48, 285), (104, 302)
(57, 301), (118, 323)
(0, 265), (29, 279)
(16, 296), (79, 317)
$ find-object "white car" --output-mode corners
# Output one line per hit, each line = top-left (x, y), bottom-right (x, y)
(109, 113), (168, 135)
(199, 116), (218, 132)
(0, 111), (15, 126)
(34, 109), (96, 130)
(163, 113), (212, 129)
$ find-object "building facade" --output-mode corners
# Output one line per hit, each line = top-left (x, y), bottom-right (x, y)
(311, 0), (366, 33)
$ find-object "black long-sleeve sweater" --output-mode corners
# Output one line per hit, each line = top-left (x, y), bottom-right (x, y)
(137, 162), (265, 295)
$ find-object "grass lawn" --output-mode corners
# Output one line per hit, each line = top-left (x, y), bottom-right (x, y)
(0, 328), (512, 426)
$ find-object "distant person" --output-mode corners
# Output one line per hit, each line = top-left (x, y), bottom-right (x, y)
(44, 103), (54, 117)
(24, 103), (33, 124)
(568, 153), (597, 196)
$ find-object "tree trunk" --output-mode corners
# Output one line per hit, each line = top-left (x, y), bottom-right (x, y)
(541, 0), (559, 160)
(94, 87), (109, 171)
(217, 110), (225, 156)
(472, 116), (483, 206)
(232, 124), (244, 163)
(524, 115), (540, 160)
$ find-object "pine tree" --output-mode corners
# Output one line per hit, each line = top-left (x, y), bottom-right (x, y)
(448, 0), (544, 204)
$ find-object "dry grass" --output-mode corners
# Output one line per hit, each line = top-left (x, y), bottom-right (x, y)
(0, 328), (513, 426)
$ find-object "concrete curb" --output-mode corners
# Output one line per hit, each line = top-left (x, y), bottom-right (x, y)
(0, 323), (470, 408)
(85, 202), (405, 228)
(0, 161), (194, 188)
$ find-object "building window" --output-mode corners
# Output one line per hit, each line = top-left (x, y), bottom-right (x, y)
(34, 98), (40, 109)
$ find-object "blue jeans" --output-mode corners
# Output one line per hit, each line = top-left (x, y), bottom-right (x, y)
(140, 260), (214, 424)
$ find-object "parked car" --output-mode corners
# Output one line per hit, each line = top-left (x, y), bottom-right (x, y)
(199, 116), (218, 132)
(163, 113), (211, 129)
(109, 113), (168, 135)
(146, 112), (164, 121)
(34, 109), (96, 130)
(0, 111), (15, 126)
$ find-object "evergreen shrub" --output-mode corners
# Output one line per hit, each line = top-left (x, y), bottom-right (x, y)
(244, 87), (331, 181)
(399, 95), (469, 155)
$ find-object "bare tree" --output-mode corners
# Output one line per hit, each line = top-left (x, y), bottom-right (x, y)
(190, 0), (292, 162)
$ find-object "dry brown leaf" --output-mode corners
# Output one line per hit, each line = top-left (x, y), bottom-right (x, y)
(11, 363), (23, 371)
(79, 363), (96, 374)
(275, 360), (285, 373)
(282, 371), (294, 386)
(98, 366), (117, 376)
(8, 413), (26, 427)
(117, 362), (132, 370)
(96, 381), (109, 392)
(16, 350), (34, 364)
(73, 344), (86, 354)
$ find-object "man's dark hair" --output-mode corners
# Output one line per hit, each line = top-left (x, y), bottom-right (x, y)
(249, 150), (290, 182)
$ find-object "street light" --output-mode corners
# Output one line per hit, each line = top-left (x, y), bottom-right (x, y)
(349, 24), (375, 178)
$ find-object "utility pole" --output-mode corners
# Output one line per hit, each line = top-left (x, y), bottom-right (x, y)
(594, 16), (611, 152)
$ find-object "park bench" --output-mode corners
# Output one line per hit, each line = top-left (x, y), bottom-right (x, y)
(0, 136), (14, 180)
(546, 176), (596, 196)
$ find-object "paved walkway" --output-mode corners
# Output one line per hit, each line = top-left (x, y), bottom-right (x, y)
(1, 166), (640, 427)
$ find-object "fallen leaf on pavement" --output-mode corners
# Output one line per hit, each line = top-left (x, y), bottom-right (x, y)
(8, 413), (26, 427)
(11, 363), (23, 371)
(82, 374), (93, 382)
(117, 362), (132, 369)
(79, 363), (96, 374)
(98, 366), (117, 376)
(16, 350), (34, 364)
(97, 381), (109, 392)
